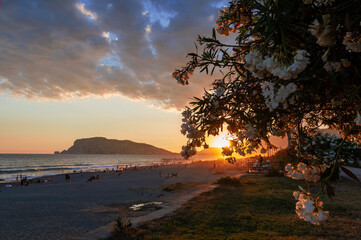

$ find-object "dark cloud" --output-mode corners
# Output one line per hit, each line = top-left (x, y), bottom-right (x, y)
(0, 0), (224, 109)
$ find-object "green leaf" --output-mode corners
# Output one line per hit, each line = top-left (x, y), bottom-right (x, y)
(340, 166), (360, 182)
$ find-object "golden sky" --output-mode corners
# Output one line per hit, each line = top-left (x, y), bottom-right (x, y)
(0, 0), (289, 154)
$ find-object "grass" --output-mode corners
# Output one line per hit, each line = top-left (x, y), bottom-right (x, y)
(111, 176), (361, 240)
(162, 182), (202, 192)
(215, 176), (242, 186)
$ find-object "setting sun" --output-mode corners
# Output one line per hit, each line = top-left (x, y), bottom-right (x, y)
(211, 132), (230, 148)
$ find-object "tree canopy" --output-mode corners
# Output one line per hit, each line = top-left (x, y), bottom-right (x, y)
(174, 0), (361, 225)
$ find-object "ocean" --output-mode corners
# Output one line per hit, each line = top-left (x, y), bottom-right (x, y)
(0, 154), (215, 182)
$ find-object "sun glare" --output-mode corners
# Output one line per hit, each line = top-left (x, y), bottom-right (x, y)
(211, 132), (230, 148)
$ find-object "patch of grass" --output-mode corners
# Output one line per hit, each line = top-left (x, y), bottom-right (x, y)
(162, 182), (201, 192)
(163, 183), (185, 192)
(111, 176), (361, 240)
(215, 176), (242, 186)
(112, 217), (139, 239)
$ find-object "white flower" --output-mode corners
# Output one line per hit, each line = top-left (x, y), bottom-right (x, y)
(293, 191), (300, 199)
(311, 167), (320, 175)
(262, 82), (297, 111)
(323, 60), (342, 72)
(341, 59), (351, 68)
(303, 200), (315, 213)
(316, 209), (329, 221)
(294, 192), (328, 224)
(245, 50), (309, 80)
(216, 87), (225, 96)
(297, 162), (308, 172)
(343, 32), (361, 52)
(182, 109), (191, 118)
(286, 83), (297, 92)
(309, 15), (336, 47)
(323, 62), (332, 72)
(285, 163), (293, 172)
(330, 62), (342, 72)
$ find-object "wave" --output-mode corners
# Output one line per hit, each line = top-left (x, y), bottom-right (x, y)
(0, 164), (129, 175)
(0, 167), (73, 174)
(1, 173), (57, 182)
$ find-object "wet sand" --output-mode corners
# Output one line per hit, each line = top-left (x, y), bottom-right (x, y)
(0, 160), (246, 240)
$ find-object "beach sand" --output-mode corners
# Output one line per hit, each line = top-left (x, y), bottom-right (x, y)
(0, 160), (247, 240)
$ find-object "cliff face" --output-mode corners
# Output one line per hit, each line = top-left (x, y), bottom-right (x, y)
(59, 137), (176, 155)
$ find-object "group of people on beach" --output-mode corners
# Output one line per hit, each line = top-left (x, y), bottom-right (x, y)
(15, 174), (51, 186)
(159, 171), (178, 178)
(87, 174), (100, 182)
(59, 162), (184, 184)
(20, 176), (30, 186)
(15, 175), (30, 186)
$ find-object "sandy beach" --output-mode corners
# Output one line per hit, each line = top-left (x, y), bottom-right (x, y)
(0, 160), (246, 240)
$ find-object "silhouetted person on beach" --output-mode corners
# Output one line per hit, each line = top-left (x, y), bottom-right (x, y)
(21, 177), (29, 186)
(258, 155), (263, 171)
(65, 174), (71, 183)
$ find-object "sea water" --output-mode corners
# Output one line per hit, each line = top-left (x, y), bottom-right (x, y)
(0, 154), (216, 182)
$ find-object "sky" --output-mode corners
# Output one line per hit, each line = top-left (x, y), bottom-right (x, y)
(0, 0), (236, 153)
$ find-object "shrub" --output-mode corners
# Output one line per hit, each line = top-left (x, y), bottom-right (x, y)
(215, 176), (241, 186)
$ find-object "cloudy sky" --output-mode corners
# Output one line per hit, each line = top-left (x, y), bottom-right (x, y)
(0, 0), (229, 153)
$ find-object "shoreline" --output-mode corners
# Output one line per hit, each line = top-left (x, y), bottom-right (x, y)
(0, 154), (224, 184)
(0, 160), (192, 185)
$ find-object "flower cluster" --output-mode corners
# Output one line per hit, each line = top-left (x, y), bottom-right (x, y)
(309, 0), (335, 7)
(309, 15), (336, 47)
(285, 163), (328, 182)
(174, 0), (361, 225)
(261, 82), (297, 111)
(244, 50), (309, 80)
(300, 132), (361, 167)
(293, 190), (329, 225)
(172, 65), (194, 85)
(181, 117), (203, 139)
(180, 109), (205, 159)
(323, 61), (341, 72)
(215, 6), (238, 37)
(321, 50), (344, 72)
(180, 145), (196, 159)
(343, 32), (361, 53)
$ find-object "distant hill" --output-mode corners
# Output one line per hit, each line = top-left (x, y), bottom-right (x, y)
(197, 147), (223, 156)
(57, 137), (177, 155)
